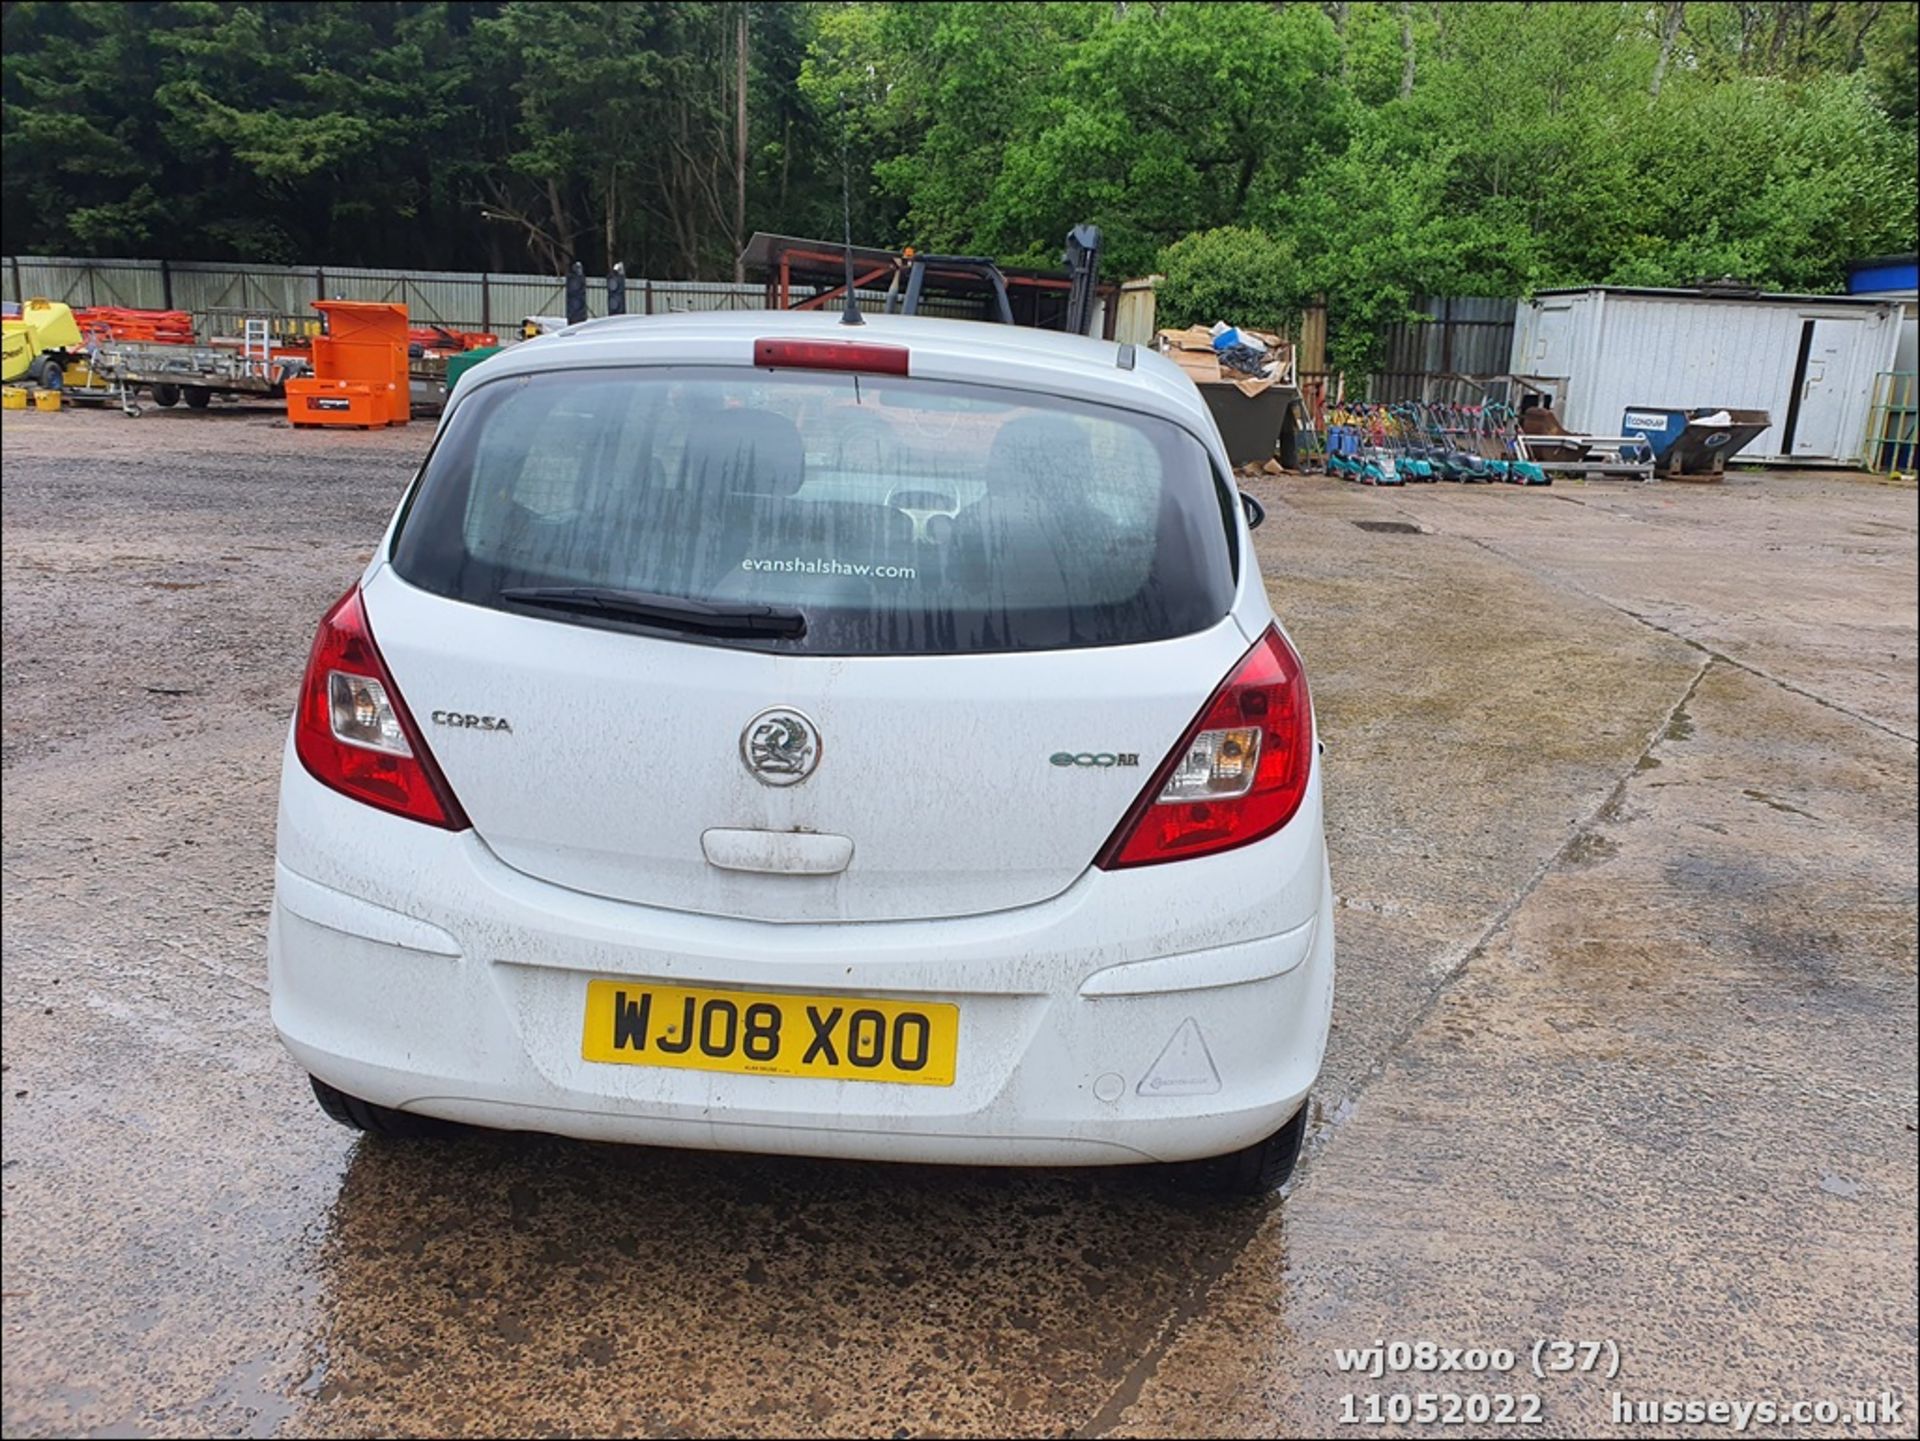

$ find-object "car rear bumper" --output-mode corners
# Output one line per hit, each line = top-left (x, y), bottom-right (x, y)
(270, 748), (1334, 1167)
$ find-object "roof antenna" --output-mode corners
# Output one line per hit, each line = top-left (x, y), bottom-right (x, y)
(838, 96), (864, 327)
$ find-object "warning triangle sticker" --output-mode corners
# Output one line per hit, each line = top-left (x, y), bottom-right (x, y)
(1137, 1018), (1222, 1097)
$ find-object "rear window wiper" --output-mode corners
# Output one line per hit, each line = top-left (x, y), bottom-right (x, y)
(500, 586), (807, 638)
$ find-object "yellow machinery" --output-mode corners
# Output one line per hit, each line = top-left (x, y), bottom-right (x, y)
(2, 298), (85, 386)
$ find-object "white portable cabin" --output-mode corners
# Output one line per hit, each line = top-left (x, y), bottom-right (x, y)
(1509, 286), (1904, 464)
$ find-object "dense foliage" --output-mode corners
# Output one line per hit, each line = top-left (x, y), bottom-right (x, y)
(1155, 227), (1307, 337)
(5, 2), (1914, 365)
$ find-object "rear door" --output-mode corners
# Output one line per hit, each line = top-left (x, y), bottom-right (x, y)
(376, 359), (1245, 923)
(1789, 318), (1862, 459)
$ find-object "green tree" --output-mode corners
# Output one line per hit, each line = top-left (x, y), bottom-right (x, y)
(977, 2), (1344, 276)
(1154, 227), (1306, 335)
(3, 2), (181, 255)
(151, 2), (493, 263)
(1868, 2), (1918, 132)
(801, 2), (1096, 254)
(3, 0), (1914, 367)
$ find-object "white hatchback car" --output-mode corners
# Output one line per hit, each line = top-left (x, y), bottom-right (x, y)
(270, 310), (1334, 1195)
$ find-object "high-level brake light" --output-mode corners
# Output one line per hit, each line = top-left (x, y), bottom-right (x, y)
(753, 338), (910, 376)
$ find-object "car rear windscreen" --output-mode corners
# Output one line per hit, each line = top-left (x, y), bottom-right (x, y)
(390, 366), (1237, 655)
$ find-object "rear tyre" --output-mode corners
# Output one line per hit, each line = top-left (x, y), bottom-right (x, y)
(309, 1074), (452, 1138)
(30, 356), (64, 390)
(1186, 1101), (1310, 1199)
(183, 386), (212, 410)
(151, 383), (181, 408)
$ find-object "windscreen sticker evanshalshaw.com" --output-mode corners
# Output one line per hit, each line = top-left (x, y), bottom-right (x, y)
(739, 556), (919, 581)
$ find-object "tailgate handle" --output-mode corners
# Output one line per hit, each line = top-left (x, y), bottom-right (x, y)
(701, 828), (854, 876)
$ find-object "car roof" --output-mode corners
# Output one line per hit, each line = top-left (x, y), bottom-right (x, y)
(463, 309), (1215, 436)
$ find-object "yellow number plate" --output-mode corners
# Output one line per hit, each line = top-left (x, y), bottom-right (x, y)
(581, 980), (958, 1087)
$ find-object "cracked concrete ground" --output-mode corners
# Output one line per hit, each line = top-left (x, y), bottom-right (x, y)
(2, 408), (1914, 1438)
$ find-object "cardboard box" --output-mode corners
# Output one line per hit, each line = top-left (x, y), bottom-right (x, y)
(1168, 350), (1224, 385)
(1159, 324), (1217, 353)
(1155, 325), (1296, 394)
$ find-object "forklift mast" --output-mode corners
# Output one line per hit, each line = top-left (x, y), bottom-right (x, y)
(1062, 224), (1102, 338)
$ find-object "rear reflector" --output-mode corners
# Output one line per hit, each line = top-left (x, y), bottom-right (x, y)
(294, 587), (469, 829)
(1096, 626), (1313, 868)
(754, 338), (910, 376)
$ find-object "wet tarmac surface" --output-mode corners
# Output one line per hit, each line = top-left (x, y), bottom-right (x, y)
(3, 409), (1915, 1437)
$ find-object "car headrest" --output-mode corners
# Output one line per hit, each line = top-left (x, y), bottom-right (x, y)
(682, 408), (806, 497)
(984, 413), (1092, 497)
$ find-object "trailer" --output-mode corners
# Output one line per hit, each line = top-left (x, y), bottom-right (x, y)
(88, 319), (308, 415)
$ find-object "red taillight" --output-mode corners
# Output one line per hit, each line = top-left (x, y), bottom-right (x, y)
(1096, 626), (1314, 869)
(754, 338), (910, 376)
(293, 587), (469, 830)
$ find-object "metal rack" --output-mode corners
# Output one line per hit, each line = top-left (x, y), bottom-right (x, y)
(1513, 433), (1657, 482)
